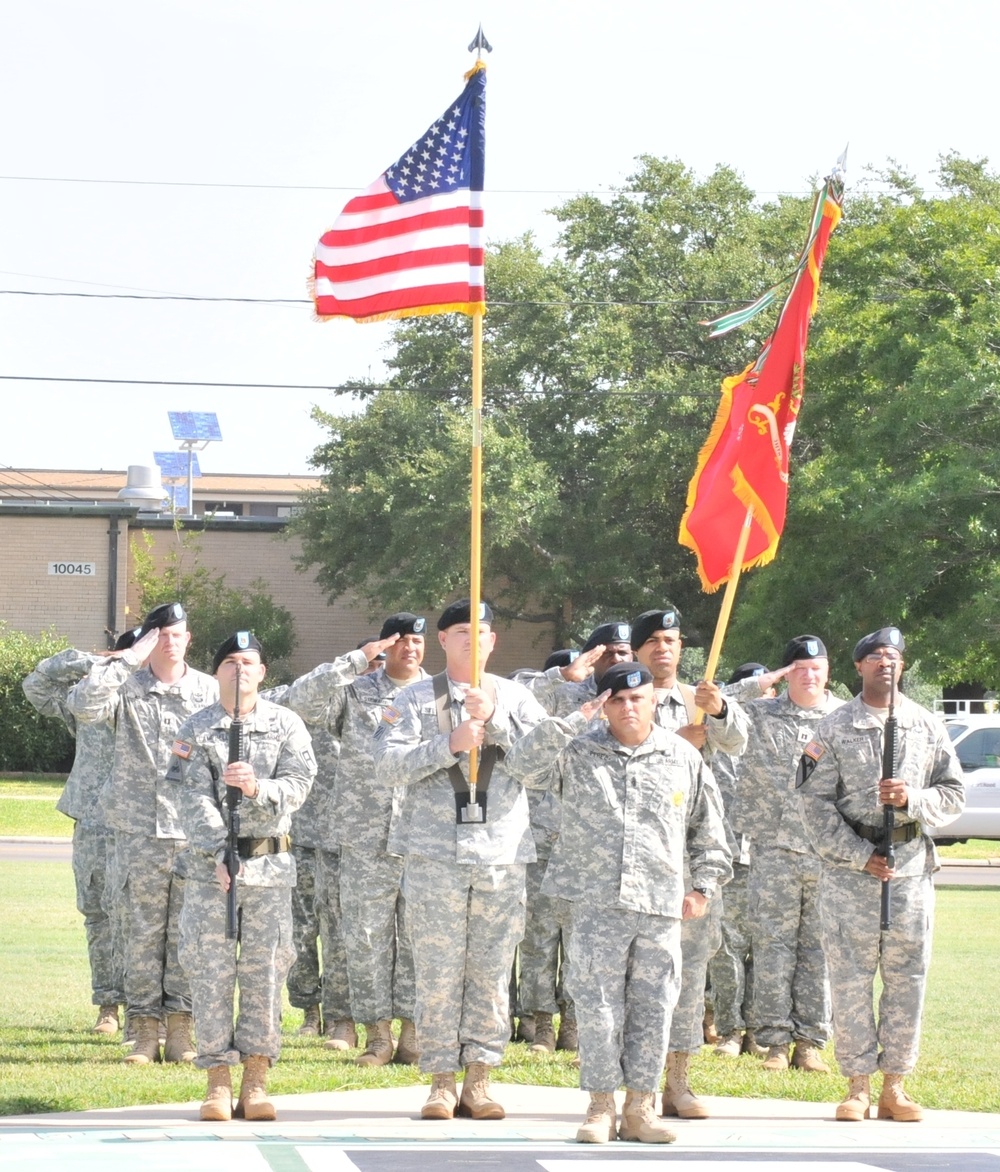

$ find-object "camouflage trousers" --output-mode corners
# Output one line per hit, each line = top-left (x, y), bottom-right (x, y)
(668, 889), (722, 1052)
(567, 903), (681, 1092)
(339, 844), (416, 1023)
(707, 860), (753, 1036)
(286, 845), (328, 1009)
(107, 832), (132, 1010)
(518, 855), (574, 1017)
(179, 877), (295, 1068)
(819, 865), (934, 1075)
(118, 833), (191, 1018)
(748, 845), (830, 1047)
(402, 855), (526, 1073)
(72, 823), (124, 1005)
(314, 847), (352, 1022)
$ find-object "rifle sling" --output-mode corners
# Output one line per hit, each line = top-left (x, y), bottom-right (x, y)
(432, 670), (504, 793)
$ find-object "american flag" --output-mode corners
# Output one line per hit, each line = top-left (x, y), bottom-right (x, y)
(313, 65), (486, 323)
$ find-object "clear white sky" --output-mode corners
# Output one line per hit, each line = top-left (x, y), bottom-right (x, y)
(0, 0), (993, 479)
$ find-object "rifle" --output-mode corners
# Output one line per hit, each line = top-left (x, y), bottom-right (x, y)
(880, 663), (898, 930)
(224, 668), (245, 940)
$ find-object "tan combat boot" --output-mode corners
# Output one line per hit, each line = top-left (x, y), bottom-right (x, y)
(199, 1065), (233, 1121)
(575, 1091), (617, 1143)
(458, 1062), (505, 1119)
(620, 1090), (678, 1143)
(661, 1050), (709, 1119)
(835, 1074), (871, 1121)
(394, 1018), (420, 1065)
(530, 1011), (556, 1053)
(556, 1014), (578, 1052)
(877, 1073), (924, 1122)
(702, 1006), (720, 1045)
(93, 1004), (121, 1035)
(236, 1054), (276, 1122)
(714, 1031), (744, 1058)
(421, 1072), (459, 1120)
(163, 1012), (196, 1063)
(743, 1031), (767, 1057)
(122, 1015), (161, 1065)
(792, 1040), (831, 1073)
(762, 1043), (791, 1071)
(297, 1005), (322, 1036)
(323, 1019), (358, 1051)
(514, 1015), (535, 1044)
(356, 1020), (394, 1067)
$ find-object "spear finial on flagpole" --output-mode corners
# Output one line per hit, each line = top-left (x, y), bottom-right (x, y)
(467, 24), (493, 57)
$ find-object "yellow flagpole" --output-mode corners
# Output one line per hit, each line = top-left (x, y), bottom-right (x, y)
(468, 308), (485, 794)
(694, 507), (753, 725)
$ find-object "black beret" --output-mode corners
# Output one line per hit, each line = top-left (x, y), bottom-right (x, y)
(630, 607), (681, 650)
(727, 662), (769, 685)
(437, 598), (494, 630)
(379, 612), (427, 640)
(140, 601), (186, 636)
(582, 622), (632, 653)
(544, 649), (579, 671)
(781, 635), (828, 667)
(114, 626), (143, 652)
(853, 627), (905, 662)
(212, 630), (265, 674)
(597, 661), (654, 695)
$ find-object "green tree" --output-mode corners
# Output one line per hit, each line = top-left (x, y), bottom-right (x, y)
(131, 530), (298, 682)
(727, 157), (1000, 688)
(0, 624), (75, 771)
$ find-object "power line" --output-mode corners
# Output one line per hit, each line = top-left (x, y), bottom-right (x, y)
(0, 374), (721, 399)
(0, 288), (753, 308)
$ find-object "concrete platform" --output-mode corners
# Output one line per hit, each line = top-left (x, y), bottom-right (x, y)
(2, 1083), (999, 1152)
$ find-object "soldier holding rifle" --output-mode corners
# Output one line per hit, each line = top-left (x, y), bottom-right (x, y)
(167, 632), (316, 1122)
(796, 627), (964, 1124)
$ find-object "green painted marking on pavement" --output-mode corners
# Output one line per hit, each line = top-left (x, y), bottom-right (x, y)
(259, 1143), (313, 1172)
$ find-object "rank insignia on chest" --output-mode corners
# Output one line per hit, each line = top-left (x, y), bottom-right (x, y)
(171, 739), (192, 759)
(381, 706), (401, 725)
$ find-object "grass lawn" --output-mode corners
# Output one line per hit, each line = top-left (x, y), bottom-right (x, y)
(1, 857), (998, 1116)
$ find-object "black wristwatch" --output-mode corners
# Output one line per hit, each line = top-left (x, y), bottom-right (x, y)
(710, 700), (728, 720)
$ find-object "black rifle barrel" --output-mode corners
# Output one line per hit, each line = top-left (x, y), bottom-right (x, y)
(880, 666), (898, 931)
(225, 670), (244, 940)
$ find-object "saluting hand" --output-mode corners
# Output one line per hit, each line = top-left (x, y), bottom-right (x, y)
(579, 689), (612, 722)
(126, 627), (160, 666)
(560, 645), (606, 683)
(359, 633), (400, 664)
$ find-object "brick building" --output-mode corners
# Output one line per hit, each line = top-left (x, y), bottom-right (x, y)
(0, 470), (555, 678)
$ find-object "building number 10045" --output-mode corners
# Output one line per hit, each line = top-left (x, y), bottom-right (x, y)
(48, 562), (96, 576)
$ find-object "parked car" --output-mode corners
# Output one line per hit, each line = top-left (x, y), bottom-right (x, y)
(932, 716), (1000, 843)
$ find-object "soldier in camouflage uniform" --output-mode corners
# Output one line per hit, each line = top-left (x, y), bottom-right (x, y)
(731, 636), (843, 1073)
(68, 603), (217, 1066)
(282, 612), (428, 1066)
(797, 627), (965, 1123)
(630, 606), (748, 1119)
(511, 625), (634, 1054)
(372, 599), (547, 1121)
(169, 631), (316, 1122)
(705, 662), (775, 1059)
(21, 631), (140, 1034)
(506, 661), (732, 1144)
(261, 682), (340, 1041)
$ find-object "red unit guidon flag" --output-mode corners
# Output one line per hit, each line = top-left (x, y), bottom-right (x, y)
(313, 63), (486, 324)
